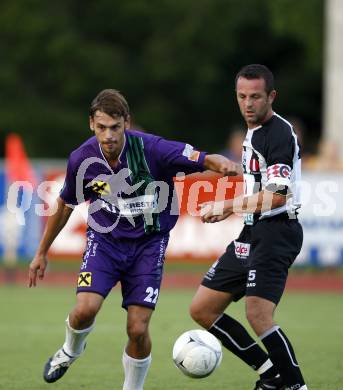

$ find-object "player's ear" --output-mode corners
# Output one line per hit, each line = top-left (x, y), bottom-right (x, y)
(124, 115), (131, 130)
(268, 90), (277, 105)
(89, 116), (95, 131)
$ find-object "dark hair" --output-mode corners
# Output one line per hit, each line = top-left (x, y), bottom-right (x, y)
(235, 64), (274, 94)
(90, 89), (130, 119)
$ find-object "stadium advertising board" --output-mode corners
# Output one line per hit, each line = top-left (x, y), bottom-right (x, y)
(0, 167), (342, 266)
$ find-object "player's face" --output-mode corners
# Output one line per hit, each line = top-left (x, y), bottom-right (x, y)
(90, 110), (129, 160)
(236, 77), (276, 129)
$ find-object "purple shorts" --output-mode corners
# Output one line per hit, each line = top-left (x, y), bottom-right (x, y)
(76, 229), (169, 309)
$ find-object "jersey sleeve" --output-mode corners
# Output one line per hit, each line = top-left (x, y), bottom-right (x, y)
(59, 154), (79, 205)
(154, 137), (207, 175)
(264, 126), (294, 195)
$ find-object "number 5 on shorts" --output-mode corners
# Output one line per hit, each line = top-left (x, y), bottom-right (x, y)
(248, 270), (256, 281)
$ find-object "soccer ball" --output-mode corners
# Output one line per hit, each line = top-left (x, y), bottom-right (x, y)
(172, 329), (222, 378)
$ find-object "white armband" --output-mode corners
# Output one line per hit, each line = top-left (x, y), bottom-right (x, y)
(266, 163), (291, 188)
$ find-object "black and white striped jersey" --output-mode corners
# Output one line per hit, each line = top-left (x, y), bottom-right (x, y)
(241, 113), (301, 225)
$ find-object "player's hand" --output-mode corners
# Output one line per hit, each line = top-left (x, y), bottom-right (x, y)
(28, 253), (48, 287)
(200, 201), (233, 223)
(219, 158), (243, 176)
(204, 154), (243, 176)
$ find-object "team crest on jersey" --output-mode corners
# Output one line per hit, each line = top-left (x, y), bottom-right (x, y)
(267, 164), (291, 179)
(78, 272), (92, 287)
(91, 181), (111, 195)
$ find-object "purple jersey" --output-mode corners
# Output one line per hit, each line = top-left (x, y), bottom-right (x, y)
(60, 130), (206, 239)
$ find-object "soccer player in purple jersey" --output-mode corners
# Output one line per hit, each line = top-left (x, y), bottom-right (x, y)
(28, 89), (240, 389)
(190, 65), (308, 390)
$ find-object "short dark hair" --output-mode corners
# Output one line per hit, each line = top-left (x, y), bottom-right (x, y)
(90, 89), (130, 120)
(235, 64), (274, 94)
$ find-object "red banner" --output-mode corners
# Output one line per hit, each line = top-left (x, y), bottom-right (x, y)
(43, 170), (243, 261)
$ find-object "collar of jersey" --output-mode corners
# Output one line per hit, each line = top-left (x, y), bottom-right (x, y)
(247, 112), (275, 132)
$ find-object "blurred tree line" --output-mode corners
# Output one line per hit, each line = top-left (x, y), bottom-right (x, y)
(0, 0), (323, 158)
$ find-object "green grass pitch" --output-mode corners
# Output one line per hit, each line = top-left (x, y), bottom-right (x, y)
(1, 286), (342, 389)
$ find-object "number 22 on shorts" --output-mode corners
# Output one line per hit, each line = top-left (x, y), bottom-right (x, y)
(144, 287), (159, 304)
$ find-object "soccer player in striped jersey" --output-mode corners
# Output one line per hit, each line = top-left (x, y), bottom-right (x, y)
(190, 64), (308, 390)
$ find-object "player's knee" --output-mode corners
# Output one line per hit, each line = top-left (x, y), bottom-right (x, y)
(245, 306), (272, 335)
(246, 297), (275, 335)
(246, 305), (259, 327)
(127, 321), (149, 343)
(71, 304), (98, 328)
(189, 302), (212, 329)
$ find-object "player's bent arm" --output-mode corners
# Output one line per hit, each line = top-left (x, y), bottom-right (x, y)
(231, 190), (286, 214)
(203, 154), (243, 176)
(201, 190), (286, 223)
(28, 197), (74, 287)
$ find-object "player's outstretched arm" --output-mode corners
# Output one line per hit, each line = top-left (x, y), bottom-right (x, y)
(201, 190), (286, 223)
(200, 201), (233, 223)
(203, 154), (243, 176)
(28, 197), (74, 287)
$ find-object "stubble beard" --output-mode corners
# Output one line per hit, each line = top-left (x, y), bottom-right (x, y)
(244, 108), (269, 128)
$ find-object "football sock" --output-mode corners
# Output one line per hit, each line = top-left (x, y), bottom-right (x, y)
(122, 350), (151, 390)
(209, 314), (278, 379)
(260, 325), (306, 388)
(62, 316), (94, 357)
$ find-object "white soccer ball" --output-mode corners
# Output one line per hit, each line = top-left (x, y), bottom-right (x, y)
(172, 329), (222, 378)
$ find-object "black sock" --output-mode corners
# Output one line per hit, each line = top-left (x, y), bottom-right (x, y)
(209, 314), (278, 379)
(261, 326), (305, 388)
